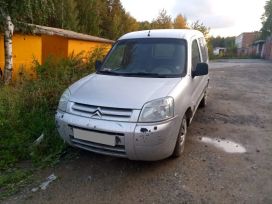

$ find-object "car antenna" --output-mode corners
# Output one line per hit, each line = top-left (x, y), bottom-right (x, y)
(147, 30), (151, 37)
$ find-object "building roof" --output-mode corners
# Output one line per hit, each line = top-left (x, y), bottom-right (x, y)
(30, 24), (115, 44)
(253, 40), (265, 45)
(119, 29), (204, 41)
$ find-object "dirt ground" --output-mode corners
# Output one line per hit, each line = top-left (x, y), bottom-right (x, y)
(4, 59), (272, 204)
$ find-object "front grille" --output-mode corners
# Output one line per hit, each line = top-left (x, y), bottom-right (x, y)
(71, 102), (133, 121)
(71, 137), (127, 158)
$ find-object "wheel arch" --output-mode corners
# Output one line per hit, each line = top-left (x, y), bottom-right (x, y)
(185, 107), (193, 127)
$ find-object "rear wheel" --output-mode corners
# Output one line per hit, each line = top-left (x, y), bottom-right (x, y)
(172, 116), (187, 157)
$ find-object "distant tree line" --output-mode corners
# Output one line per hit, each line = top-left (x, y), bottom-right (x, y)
(0, 0), (209, 40)
(0, 0), (210, 83)
(209, 36), (236, 48)
(208, 36), (236, 58)
(0, 0), (140, 40)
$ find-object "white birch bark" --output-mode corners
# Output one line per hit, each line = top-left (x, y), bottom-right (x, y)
(3, 15), (14, 84)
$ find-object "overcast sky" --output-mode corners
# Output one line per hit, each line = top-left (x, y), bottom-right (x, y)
(120, 0), (266, 37)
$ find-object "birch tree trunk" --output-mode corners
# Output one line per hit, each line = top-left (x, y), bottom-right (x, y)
(3, 15), (14, 84)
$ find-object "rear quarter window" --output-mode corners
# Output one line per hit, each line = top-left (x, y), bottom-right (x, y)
(192, 39), (201, 72)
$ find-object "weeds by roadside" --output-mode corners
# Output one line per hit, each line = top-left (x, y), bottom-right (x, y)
(0, 169), (32, 198)
(0, 47), (106, 199)
(209, 54), (261, 60)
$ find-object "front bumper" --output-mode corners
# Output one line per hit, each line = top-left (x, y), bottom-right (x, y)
(55, 111), (180, 161)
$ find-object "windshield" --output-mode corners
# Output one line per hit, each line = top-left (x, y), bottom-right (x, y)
(98, 38), (187, 78)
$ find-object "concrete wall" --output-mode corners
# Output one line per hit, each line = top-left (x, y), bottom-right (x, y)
(68, 39), (112, 61)
(42, 35), (68, 64)
(0, 34), (42, 79)
(0, 33), (113, 80)
(263, 36), (272, 60)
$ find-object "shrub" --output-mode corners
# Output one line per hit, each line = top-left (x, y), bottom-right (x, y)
(0, 50), (104, 170)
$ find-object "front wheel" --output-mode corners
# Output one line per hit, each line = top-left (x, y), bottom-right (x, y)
(172, 116), (187, 157)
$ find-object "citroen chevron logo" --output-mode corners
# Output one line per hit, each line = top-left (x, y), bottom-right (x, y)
(91, 108), (102, 119)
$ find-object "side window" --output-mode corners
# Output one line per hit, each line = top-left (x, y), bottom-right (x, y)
(192, 40), (201, 72)
(199, 37), (208, 63)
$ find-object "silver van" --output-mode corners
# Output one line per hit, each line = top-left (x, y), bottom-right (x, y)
(55, 29), (209, 161)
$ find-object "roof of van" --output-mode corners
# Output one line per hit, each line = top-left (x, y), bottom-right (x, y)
(119, 29), (204, 41)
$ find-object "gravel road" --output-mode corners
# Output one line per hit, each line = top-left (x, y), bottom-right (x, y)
(4, 59), (272, 204)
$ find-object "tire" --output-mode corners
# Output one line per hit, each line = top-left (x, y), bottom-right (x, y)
(199, 92), (207, 108)
(172, 116), (187, 157)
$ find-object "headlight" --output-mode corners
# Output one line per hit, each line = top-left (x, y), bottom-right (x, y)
(58, 89), (70, 112)
(139, 97), (174, 122)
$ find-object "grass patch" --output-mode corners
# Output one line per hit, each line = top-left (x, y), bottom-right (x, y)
(209, 55), (261, 60)
(0, 48), (106, 199)
(0, 169), (32, 199)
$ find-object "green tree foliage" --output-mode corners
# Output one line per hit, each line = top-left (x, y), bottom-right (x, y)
(23, 0), (56, 26)
(122, 12), (139, 33)
(210, 36), (236, 48)
(1, 1), (210, 40)
(0, 0), (140, 38)
(191, 20), (210, 39)
(75, 0), (138, 39)
(52, 0), (79, 31)
(0, 0), (79, 31)
(0, 0), (59, 30)
(107, 0), (126, 39)
(261, 0), (272, 39)
(151, 9), (172, 29)
(139, 21), (152, 30)
(76, 0), (104, 36)
(173, 14), (188, 29)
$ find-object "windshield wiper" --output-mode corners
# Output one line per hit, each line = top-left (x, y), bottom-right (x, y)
(122, 72), (173, 78)
(97, 70), (121, 76)
(98, 71), (178, 78)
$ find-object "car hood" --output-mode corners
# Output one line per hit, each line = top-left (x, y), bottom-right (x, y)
(69, 74), (181, 109)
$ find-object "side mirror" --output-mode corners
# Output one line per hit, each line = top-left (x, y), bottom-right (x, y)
(95, 60), (102, 71)
(192, 63), (208, 77)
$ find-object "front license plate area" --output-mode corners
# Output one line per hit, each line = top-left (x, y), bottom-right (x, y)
(73, 128), (116, 146)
